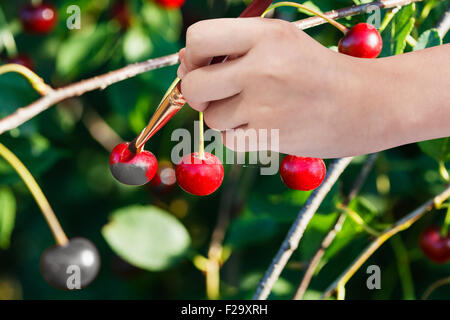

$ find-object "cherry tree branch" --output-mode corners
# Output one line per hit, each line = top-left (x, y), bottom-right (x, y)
(294, 0), (422, 30)
(293, 153), (378, 300)
(82, 107), (123, 152)
(0, 0), (425, 135)
(0, 54), (179, 135)
(206, 164), (242, 299)
(322, 185), (450, 299)
(252, 157), (354, 300)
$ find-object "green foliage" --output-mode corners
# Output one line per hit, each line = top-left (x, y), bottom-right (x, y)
(381, 4), (416, 56)
(413, 28), (442, 51)
(226, 212), (277, 249)
(56, 24), (119, 78)
(419, 138), (450, 163)
(102, 205), (191, 271)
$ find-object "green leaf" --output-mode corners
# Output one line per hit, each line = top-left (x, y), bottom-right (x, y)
(0, 187), (16, 249)
(418, 138), (450, 162)
(0, 136), (67, 185)
(380, 4), (416, 56)
(123, 26), (154, 63)
(56, 24), (118, 78)
(141, 1), (182, 42)
(0, 73), (39, 135)
(102, 205), (191, 271)
(226, 213), (277, 249)
(413, 29), (442, 51)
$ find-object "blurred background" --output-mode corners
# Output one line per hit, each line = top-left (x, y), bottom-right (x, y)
(0, 0), (449, 299)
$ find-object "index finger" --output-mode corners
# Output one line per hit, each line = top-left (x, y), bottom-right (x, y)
(184, 18), (265, 72)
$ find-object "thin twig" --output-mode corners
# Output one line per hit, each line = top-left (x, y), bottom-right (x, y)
(435, 2), (450, 38)
(0, 64), (52, 95)
(338, 204), (380, 236)
(0, 143), (68, 246)
(294, 0), (422, 30)
(0, 54), (180, 135)
(0, 0), (426, 135)
(293, 153), (378, 300)
(206, 164), (242, 299)
(252, 157), (354, 300)
(82, 107), (123, 152)
(322, 185), (450, 299)
(421, 276), (450, 300)
(293, 214), (347, 300)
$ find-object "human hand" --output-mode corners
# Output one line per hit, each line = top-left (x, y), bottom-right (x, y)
(177, 18), (450, 158)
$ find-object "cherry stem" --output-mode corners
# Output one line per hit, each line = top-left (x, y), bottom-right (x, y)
(438, 161), (449, 182)
(0, 64), (52, 95)
(441, 206), (450, 237)
(198, 112), (205, 160)
(0, 142), (69, 246)
(262, 1), (349, 34)
(0, 5), (18, 57)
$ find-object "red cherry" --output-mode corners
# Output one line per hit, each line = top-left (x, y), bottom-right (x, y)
(175, 152), (224, 196)
(155, 0), (185, 9)
(109, 142), (158, 186)
(20, 3), (58, 34)
(280, 156), (326, 191)
(111, 0), (131, 29)
(4, 54), (34, 70)
(419, 226), (450, 264)
(338, 23), (382, 59)
(150, 160), (177, 194)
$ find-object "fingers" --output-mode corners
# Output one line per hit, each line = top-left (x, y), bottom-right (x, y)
(181, 57), (247, 111)
(177, 48), (187, 79)
(203, 93), (247, 131)
(183, 18), (264, 72)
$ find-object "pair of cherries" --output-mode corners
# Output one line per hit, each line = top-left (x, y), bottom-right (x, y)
(109, 142), (224, 196)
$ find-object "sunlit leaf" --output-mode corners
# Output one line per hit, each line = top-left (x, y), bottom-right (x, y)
(418, 138), (450, 162)
(413, 29), (442, 51)
(56, 24), (118, 78)
(380, 4), (416, 56)
(102, 205), (191, 271)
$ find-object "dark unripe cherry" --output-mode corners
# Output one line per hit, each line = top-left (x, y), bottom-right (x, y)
(338, 23), (382, 59)
(109, 142), (158, 186)
(111, 0), (131, 29)
(40, 237), (101, 290)
(280, 156), (326, 191)
(419, 226), (450, 264)
(155, 0), (186, 9)
(20, 3), (58, 34)
(4, 54), (34, 70)
(176, 152), (224, 196)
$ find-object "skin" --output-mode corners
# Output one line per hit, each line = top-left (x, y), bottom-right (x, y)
(177, 18), (450, 159)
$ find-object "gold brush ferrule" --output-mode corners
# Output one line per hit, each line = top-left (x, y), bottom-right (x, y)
(135, 77), (186, 150)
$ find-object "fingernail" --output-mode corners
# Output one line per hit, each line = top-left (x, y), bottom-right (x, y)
(177, 63), (187, 79)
